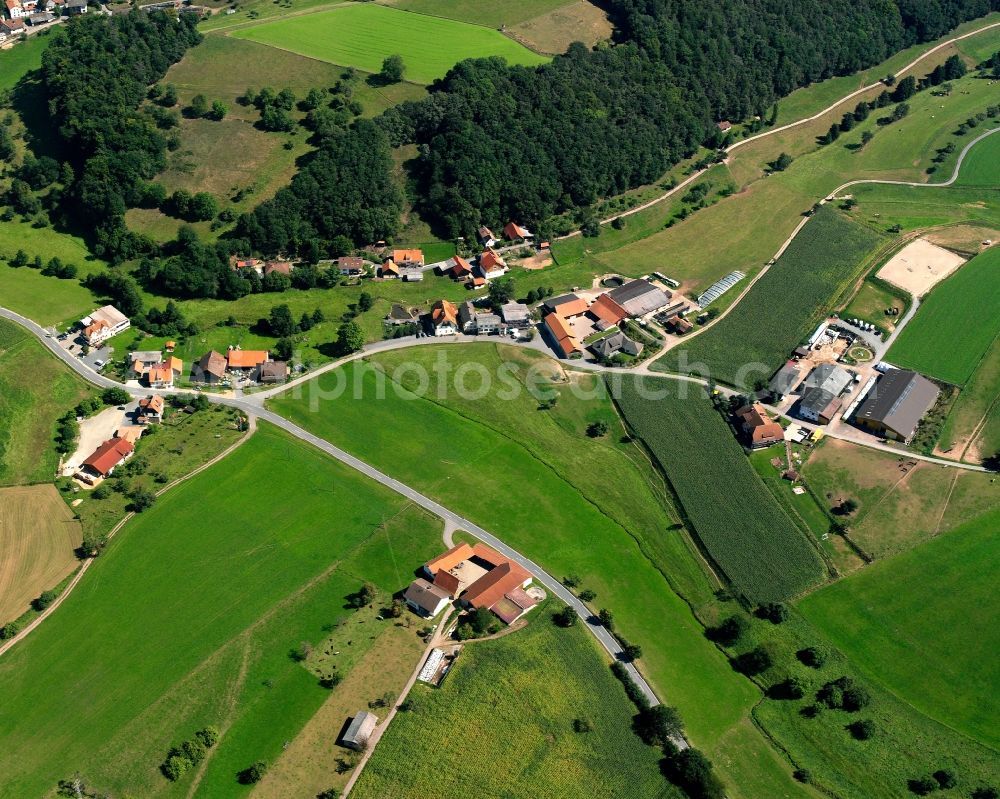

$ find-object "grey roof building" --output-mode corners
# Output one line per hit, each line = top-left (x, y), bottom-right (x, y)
(458, 300), (476, 333)
(386, 303), (418, 325)
(799, 388), (842, 424)
(474, 313), (501, 334)
(501, 301), (530, 328)
(259, 361), (288, 384)
(855, 369), (939, 442)
(342, 711), (378, 751)
(591, 331), (643, 360)
(803, 363), (852, 397)
(607, 279), (670, 317)
(769, 361), (803, 397)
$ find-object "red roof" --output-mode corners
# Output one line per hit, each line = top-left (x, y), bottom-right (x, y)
(264, 261), (292, 276)
(463, 561), (531, 610)
(82, 437), (133, 477)
(589, 293), (628, 326)
(431, 300), (458, 327)
(433, 569), (461, 597)
(479, 249), (506, 272)
(544, 313), (580, 357)
(451, 255), (472, 277)
(503, 222), (530, 240)
(227, 350), (268, 369)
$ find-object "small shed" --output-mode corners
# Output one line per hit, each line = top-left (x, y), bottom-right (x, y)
(342, 711), (378, 751)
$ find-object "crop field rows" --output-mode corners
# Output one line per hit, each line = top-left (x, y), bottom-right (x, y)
(615, 378), (826, 602)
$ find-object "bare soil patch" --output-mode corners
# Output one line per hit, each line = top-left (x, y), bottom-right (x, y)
(924, 225), (1000, 257)
(0, 485), (81, 622)
(876, 237), (966, 297)
(508, 0), (612, 55)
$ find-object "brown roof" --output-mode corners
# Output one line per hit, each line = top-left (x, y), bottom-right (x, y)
(451, 255), (472, 277)
(264, 261), (292, 276)
(227, 350), (268, 369)
(752, 422), (785, 444)
(479, 248), (506, 271)
(380, 259), (400, 276)
(431, 300), (458, 328)
(147, 364), (172, 385)
(392, 249), (424, 265)
(82, 437), (133, 476)
(403, 578), (450, 614)
(197, 350), (227, 379)
(589, 294), (628, 326)
(260, 361), (288, 382)
(139, 395), (164, 414)
(552, 297), (589, 318)
(432, 569), (461, 597)
(338, 256), (364, 270)
(425, 543), (475, 575)
(503, 222), (530, 239)
(544, 313), (580, 357)
(463, 561), (531, 610)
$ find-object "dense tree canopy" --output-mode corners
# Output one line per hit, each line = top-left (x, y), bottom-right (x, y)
(41, 11), (202, 261)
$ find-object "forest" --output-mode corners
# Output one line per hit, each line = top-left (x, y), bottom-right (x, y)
(40, 11), (202, 261)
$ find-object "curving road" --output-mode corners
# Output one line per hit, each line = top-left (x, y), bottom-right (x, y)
(0, 307), (666, 713)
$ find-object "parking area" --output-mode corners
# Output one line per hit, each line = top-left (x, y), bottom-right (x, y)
(61, 401), (138, 478)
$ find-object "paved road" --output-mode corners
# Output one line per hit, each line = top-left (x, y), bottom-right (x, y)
(554, 21), (1000, 239)
(0, 307), (666, 711)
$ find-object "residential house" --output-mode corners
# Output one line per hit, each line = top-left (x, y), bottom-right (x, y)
(193, 350), (227, 384)
(855, 369), (939, 442)
(476, 248), (507, 281)
(0, 17), (24, 34)
(78, 437), (133, 485)
(477, 226), (496, 248)
(137, 394), (164, 424)
(79, 305), (130, 347)
(717, 120), (733, 132)
(379, 259), (400, 279)
(226, 349), (268, 378)
(500, 302), (530, 329)
(503, 222), (533, 243)
(588, 293), (628, 329)
(263, 261), (292, 277)
(27, 10), (53, 23)
(403, 578), (450, 618)
(542, 294), (588, 318)
(4, 0), (25, 18)
(116, 426), (144, 445)
(590, 330), (642, 360)
(450, 255), (473, 280)
(385, 303), (418, 326)
(392, 249), (425, 268)
(146, 363), (174, 389)
(128, 350), (162, 379)
(474, 313), (501, 335)
(337, 256), (364, 276)
(63, 0), (86, 13)
(430, 300), (459, 336)
(769, 361), (803, 398)
(735, 403), (785, 449)
(230, 256), (263, 276)
(341, 711), (378, 751)
(802, 363), (853, 397)
(543, 312), (580, 358)
(421, 543), (536, 625)
(259, 361), (288, 384)
(799, 389), (842, 424)
(607, 279), (670, 318)
(458, 301), (476, 334)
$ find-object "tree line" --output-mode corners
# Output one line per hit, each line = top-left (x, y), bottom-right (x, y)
(40, 11), (202, 262)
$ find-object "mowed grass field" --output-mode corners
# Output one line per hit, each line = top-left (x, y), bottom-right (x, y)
(0, 319), (93, 485)
(353, 609), (671, 799)
(269, 344), (817, 799)
(0, 423), (443, 797)
(954, 127), (1000, 186)
(887, 246), (1000, 385)
(655, 207), (886, 387)
(378, 0), (575, 27)
(802, 437), (1000, 558)
(0, 485), (81, 623)
(798, 504), (1000, 750)
(0, 34), (49, 92)
(230, 4), (548, 84)
(616, 379), (826, 602)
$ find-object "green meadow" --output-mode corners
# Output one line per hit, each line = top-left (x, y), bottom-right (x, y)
(269, 344), (819, 799)
(799, 505), (1000, 750)
(0, 423), (443, 797)
(230, 4), (548, 84)
(0, 319), (92, 485)
(887, 246), (1000, 386)
(353, 607), (672, 799)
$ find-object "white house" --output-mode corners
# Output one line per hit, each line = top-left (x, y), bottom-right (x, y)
(80, 305), (130, 347)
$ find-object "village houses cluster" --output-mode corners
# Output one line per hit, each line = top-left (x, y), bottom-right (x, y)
(1, 0), (84, 38)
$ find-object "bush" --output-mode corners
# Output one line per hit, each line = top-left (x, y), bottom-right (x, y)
(586, 420), (609, 437)
(32, 590), (57, 611)
(796, 646), (826, 668)
(907, 776), (938, 795)
(598, 608), (614, 631)
(578, 589), (596, 602)
(161, 753), (190, 781)
(755, 602), (788, 624)
(195, 726), (220, 748)
(610, 661), (650, 710)
(932, 770), (956, 790)
(573, 717), (593, 733)
(662, 747), (725, 799)
(793, 768), (812, 784)
(818, 676), (869, 711)
(238, 761), (267, 785)
(708, 615), (748, 646)
(733, 646), (771, 676)
(130, 488), (157, 513)
(633, 704), (682, 745)
(553, 606), (578, 627)
(848, 719), (875, 740)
